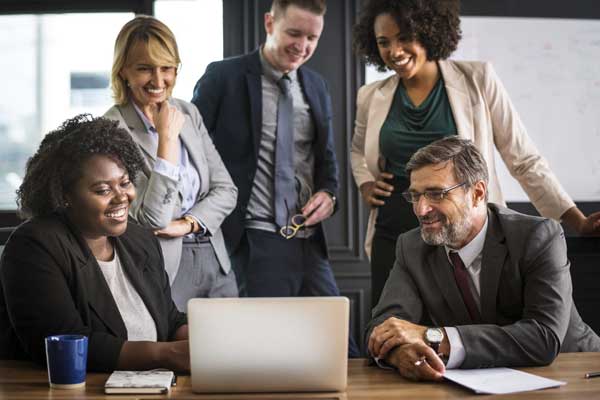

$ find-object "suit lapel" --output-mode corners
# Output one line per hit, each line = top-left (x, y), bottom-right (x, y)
(298, 69), (322, 129)
(479, 208), (508, 323)
(439, 61), (474, 141)
(81, 252), (128, 338)
(366, 75), (398, 175)
(60, 215), (127, 337)
(177, 104), (209, 195)
(120, 101), (185, 204)
(246, 52), (263, 159)
(429, 246), (473, 324)
(114, 236), (166, 340)
(119, 103), (158, 163)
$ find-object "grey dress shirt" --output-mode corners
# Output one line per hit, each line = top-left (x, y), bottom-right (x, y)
(245, 48), (315, 232)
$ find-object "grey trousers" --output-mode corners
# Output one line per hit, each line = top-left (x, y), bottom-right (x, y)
(170, 238), (238, 312)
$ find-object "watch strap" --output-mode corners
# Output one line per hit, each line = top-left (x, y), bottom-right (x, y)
(322, 190), (337, 209)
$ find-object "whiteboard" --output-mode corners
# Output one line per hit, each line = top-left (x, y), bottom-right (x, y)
(454, 17), (600, 201)
(366, 17), (600, 201)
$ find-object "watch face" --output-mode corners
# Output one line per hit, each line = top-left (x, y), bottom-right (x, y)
(426, 328), (443, 343)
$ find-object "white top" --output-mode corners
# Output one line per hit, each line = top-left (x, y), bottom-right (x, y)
(97, 251), (157, 342)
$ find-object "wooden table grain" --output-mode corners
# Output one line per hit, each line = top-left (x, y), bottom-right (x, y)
(2, 353), (600, 399)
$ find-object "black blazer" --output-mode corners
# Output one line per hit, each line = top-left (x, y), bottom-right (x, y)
(191, 50), (339, 253)
(0, 214), (186, 372)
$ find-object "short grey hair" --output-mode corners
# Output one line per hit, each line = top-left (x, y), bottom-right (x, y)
(406, 136), (489, 200)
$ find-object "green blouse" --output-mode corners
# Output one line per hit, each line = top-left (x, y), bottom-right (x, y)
(379, 77), (457, 177)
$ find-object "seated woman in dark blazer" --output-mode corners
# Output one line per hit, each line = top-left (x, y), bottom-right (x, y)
(0, 115), (189, 372)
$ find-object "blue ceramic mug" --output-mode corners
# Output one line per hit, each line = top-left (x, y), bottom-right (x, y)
(44, 334), (88, 389)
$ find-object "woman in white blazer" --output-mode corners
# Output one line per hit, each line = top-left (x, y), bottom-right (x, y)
(105, 16), (239, 310)
(351, 0), (600, 307)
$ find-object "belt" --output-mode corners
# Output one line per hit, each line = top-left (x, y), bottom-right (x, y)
(183, 234), (211, 244)
(245, 219), (316, 239)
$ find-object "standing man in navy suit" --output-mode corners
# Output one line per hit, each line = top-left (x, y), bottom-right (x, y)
(192, 0), (359, 354)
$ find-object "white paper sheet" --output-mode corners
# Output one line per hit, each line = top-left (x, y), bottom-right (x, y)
(443, 368), (566, 394)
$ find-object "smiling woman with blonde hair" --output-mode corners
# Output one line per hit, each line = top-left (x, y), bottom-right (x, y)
(110, 16), (181, 106)
(105, 16), (239, 310)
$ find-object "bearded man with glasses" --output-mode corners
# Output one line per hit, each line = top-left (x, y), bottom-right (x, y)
(365, 136), (600, 381)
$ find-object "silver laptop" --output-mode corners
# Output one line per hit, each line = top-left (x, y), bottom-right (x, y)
(187, 297), (348, 393)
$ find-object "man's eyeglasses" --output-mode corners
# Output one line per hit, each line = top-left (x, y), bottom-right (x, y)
(401, 182), (466, 204)
(280, 213), (307, 239)
(279, 187), (313, 240)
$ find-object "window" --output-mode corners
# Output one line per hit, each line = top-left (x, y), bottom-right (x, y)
(0, 12), (133, 210)
(0, 1), (224, 212)
(154, 0), (223, 99)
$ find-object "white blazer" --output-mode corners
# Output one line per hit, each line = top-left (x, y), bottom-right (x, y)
(351, 60), (574, 257)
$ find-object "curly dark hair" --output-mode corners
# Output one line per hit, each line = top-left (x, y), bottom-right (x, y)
(353, 0), (462, 72)
(16, 114), (144, 219)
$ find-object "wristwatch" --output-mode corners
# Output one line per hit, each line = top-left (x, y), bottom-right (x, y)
(183, 215), (197, 234)
(323, 191), (337, 209)
(424, 327), (444, 354)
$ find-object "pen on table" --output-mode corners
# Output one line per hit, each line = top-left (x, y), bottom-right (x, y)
(585, 371), (600, 379)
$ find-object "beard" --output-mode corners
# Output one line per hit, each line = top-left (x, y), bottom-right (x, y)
(419, 206), (473, 248)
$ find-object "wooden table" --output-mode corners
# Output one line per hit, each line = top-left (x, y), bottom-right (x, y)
(2, 353), (600, 399)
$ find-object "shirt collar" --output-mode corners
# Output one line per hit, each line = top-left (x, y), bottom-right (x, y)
(445, 215), (489, 268)
(259, 46), (298, 84)
(131, 100), (156, 132)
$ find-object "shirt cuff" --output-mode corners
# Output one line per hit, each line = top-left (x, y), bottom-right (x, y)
(445, 327), (465, 369)
(154, 157), (180, 181)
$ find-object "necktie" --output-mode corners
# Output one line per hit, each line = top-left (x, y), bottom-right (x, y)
(274, 74), (296, 228)
(449, 251), (481, 321)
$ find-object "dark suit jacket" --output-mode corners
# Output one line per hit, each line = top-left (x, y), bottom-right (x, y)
(191, 49), (339, 253)
(0, 214), (186, 372)
(366, 204), (600, 368)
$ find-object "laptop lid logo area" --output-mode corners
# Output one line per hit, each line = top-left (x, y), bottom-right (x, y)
(187, 297), (349, 393)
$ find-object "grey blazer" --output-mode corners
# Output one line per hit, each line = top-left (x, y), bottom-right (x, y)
(104, 98), (238, 281)
(366, 204), (600, 368)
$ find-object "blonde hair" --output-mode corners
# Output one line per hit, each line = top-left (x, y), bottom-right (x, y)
(111, 15), (181, 105)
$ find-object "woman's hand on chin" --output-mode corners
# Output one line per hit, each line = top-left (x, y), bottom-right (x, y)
(151, 102), (184, 164)
(152, 101), (184, 142)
